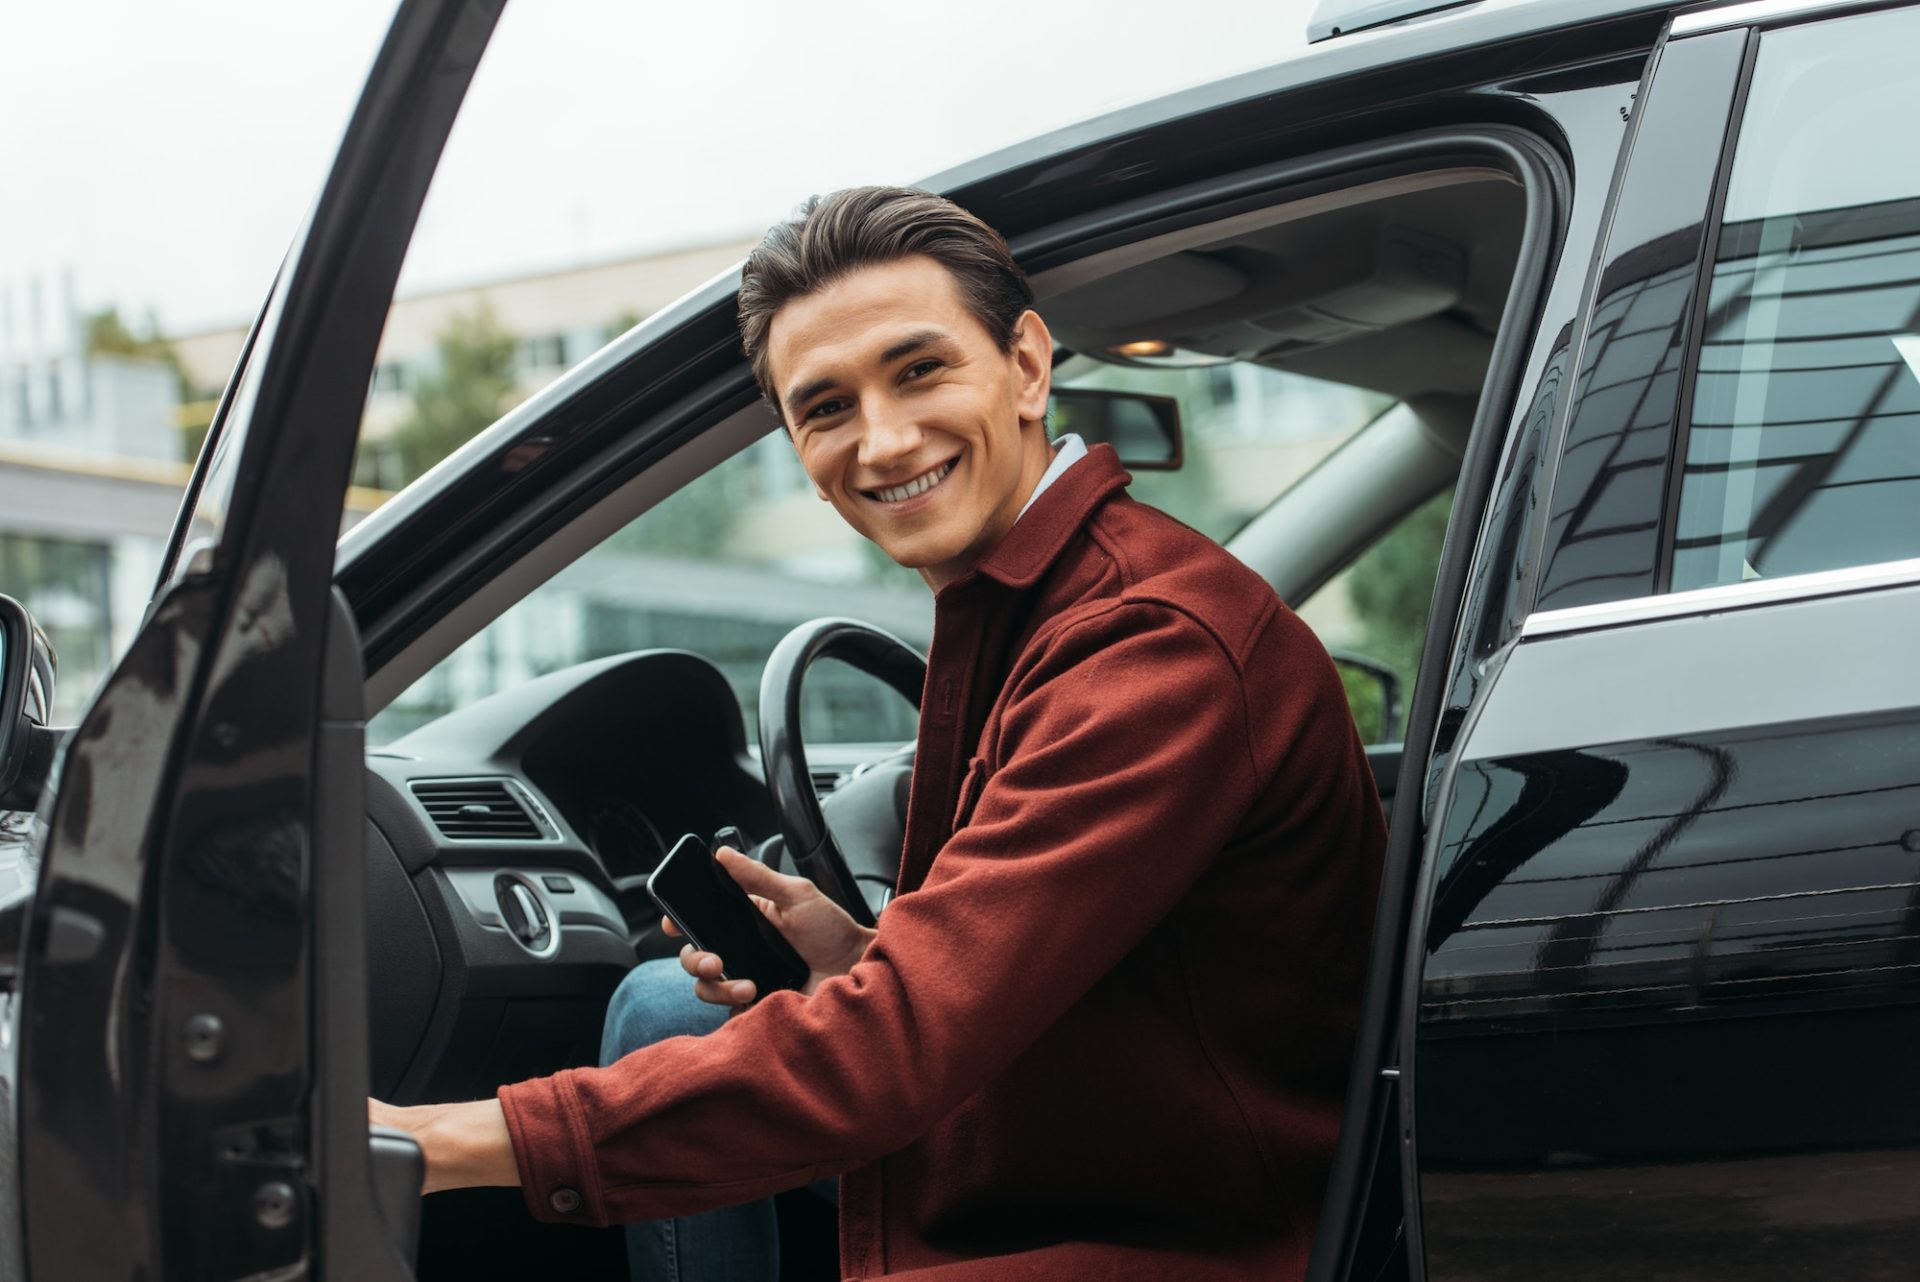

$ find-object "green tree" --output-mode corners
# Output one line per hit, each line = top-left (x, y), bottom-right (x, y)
(1344, 488), (1453, 693)
(85, 306), (190, 394)
(368, 304), (518, 489)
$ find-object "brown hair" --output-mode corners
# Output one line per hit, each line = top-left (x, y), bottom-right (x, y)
(737, 186), (1033, 417)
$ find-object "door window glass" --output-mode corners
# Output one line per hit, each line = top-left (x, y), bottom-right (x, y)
(1671, 8), (1920, 590)
(1297, 489), (1451, 745)
(368, 429), (931, 748)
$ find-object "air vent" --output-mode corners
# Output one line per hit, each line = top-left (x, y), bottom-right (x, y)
(810, 768), (846, 796)
(412, 779), (543, 841)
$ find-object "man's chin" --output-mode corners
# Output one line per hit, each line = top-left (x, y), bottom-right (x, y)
(872, 531), (964, 575)
(874, 542), (941, 572)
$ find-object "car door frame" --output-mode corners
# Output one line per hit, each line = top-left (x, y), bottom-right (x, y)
(14, 3), (506, 1278)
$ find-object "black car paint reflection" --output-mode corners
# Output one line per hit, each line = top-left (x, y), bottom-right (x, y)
(1417, 713), (1920, 1279)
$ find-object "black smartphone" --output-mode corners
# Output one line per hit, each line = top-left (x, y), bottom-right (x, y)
(646, 834), (808, 995)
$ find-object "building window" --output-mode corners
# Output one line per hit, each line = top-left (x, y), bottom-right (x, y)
(370, 362), (409, 397)
(517, 334), (566, 372)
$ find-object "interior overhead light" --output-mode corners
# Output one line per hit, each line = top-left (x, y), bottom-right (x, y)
(1099, 341), (1232, 369)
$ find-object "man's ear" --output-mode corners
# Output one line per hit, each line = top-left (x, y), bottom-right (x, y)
(1012, 309), (1053, 427)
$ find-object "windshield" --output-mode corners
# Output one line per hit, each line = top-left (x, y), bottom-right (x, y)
(370, 360), (1389, 748)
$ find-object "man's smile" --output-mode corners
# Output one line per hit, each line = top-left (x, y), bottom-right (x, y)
(863, 457), (957, 505)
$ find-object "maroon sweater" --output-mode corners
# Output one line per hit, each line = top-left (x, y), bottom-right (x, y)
(499, 445), (1386, 1279)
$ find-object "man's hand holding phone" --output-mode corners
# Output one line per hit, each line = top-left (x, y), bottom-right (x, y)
(660, 845), (876, 1008)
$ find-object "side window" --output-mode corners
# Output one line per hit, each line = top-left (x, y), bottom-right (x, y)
(1298, 489), (1452, 746)
(1671, 7), (1920, 590)
(369, 431), (933, 748)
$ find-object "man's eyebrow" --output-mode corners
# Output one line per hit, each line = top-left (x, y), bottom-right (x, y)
(783, 330), (953, 415)
(783, 375), (838, 416)
(879, 330), (948, 365)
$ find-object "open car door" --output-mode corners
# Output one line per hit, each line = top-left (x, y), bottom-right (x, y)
(15, 3), (504, 1278)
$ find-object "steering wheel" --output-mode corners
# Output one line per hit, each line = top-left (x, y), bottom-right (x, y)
(758, 618), (926, 927)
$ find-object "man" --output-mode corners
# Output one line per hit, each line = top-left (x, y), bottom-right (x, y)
(374, 186), (1386, 1280)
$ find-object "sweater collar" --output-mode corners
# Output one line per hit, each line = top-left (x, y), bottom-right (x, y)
(959, 443), (1131, 593)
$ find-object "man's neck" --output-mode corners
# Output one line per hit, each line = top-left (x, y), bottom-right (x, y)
(917, 428), (1079, 592)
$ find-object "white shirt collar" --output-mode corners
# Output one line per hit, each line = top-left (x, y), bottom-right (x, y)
(1015, 433), (1089, 521)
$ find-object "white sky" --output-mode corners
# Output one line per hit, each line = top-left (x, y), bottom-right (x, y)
(1, 1), (1315, 337)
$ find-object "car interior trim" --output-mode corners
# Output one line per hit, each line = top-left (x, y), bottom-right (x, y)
(1522, 555), (1920, 638)
(1229, 401), (1462, 605)
(1023, 167), (1516, 299)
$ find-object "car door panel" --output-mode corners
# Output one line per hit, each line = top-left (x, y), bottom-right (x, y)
(1413, 584), (1920, 1279)
(15, 3), (506, 1278)
(1410, 8), (1920, 1275)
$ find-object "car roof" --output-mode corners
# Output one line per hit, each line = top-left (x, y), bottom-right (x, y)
(924, 0), (1680, 200)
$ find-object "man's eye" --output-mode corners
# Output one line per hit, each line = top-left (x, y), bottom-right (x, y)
(806, 398), (849, 421)
(903, 359), (942, 381)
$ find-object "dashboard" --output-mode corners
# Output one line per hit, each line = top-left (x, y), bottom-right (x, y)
(361, 649), (787, 1103)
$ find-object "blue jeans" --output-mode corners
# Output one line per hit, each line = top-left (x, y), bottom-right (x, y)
(602, 957), (830, 1282)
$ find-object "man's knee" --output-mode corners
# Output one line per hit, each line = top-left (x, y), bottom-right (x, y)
(601, 955), (728, 1067)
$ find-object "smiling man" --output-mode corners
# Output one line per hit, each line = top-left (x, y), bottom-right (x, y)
(763, 249), (1055, 590)
(374, 187), (1386, 1281)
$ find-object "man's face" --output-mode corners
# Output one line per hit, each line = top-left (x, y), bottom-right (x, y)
(768, 255), (1054, 590)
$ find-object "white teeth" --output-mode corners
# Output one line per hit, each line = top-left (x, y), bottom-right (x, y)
(873, 460), (954, 503)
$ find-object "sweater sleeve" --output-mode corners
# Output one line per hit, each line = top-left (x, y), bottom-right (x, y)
(498, 603), (1270, 1227)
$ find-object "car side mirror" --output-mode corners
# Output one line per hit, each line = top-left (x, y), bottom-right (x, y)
(0, 594), (61, 812)
(1047, 387), (1183, 470)
(1329, 650), (1403, 745)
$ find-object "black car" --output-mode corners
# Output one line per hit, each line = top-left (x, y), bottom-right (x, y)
(2, 0), (1917, 1277)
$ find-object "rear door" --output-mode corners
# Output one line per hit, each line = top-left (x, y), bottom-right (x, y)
(1411, 4), (1920, 1278)
(14, 3), (505, 1278)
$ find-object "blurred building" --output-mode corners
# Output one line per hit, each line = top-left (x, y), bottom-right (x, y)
(0, 272), (186, 717)
(1, 271), (180, 462)
(170, 238), (758, 481)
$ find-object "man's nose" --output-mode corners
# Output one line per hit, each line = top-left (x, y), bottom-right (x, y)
(859, 405), (924, 470)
